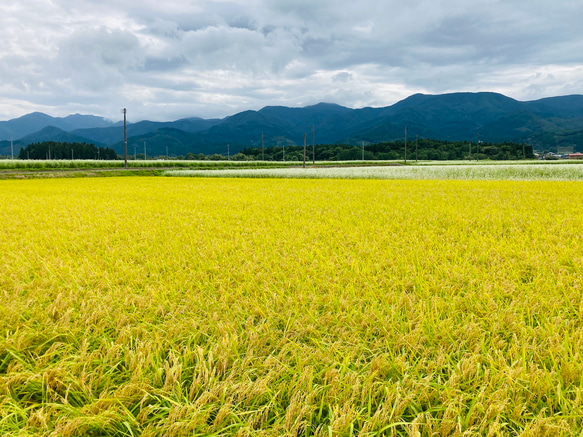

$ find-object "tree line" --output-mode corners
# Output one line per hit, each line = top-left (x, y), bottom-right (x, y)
(240, 139), (535, 161)
(14, 139), (535, 161)
(18, 142), (118, 160)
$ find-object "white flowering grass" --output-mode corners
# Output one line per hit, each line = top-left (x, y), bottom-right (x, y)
(165, 163), (583, 181)
(414, 159), (583, 165)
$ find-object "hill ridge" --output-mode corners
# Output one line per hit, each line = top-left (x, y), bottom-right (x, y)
(2, 92), (583, 157)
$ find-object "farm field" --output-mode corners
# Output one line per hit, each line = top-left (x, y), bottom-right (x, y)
(1, 177), (583, 435)
(2, 159), (582, 172)
(166, 163), (583, 181)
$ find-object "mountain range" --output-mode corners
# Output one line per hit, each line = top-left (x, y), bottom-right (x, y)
(2, 92), (583, 157)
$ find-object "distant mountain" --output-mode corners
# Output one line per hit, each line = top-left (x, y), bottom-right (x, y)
(71, 117), (221, 145)
(84, 93), (583, 155)
(259, 103), (353, 131)
(318, 93), (583, 149)
(524, 95), (583, 118)
(110, 128), (211, 158)
(18, 126), (105, 147)
(169, 117), (223, 134)
(199, 110), (300, 148)
(4, 92), (583, 157)
(0, 112), (114, 141)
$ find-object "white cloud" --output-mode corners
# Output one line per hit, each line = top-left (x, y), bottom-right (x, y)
(0, 0), (581, 121)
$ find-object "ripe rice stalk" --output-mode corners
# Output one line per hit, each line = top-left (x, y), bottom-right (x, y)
(1, 177), (583, 434)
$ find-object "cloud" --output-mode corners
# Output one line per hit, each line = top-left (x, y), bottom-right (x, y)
(333, 72), (353, 83)
(0, 0), (581, 121)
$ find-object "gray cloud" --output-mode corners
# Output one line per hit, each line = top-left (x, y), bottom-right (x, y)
(0, 0), (581, 121)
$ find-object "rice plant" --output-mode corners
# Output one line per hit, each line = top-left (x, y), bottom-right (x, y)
(1, 177), (582, 435)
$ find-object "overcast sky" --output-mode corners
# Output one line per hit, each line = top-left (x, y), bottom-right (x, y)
(1, 0), (582, 122)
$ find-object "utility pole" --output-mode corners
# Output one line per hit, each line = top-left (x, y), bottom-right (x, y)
(282, 142), (285, 161)
(134, 145), (136, 161)
(10, 140), (14, 160)
(469, 140), (472, 160)
(71, 148), (74, 160)
(49, 146), (51, 160)
(166, 146), (168, 160)
(522, 141), (526, 159)
(415, 135), (418, 162)
(123, 108), (127, 168)
(261, 133), (264, 161)
(312, 125), (315, 165)
(303, 133), (306, 168)
(404, 127), (407, 164)
(144, 141), (146, 160)
(362, 141), (365, 161)
(227, 144), (230, 160)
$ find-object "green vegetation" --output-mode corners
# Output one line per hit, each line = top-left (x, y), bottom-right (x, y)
(241, 139), (535, 161)
(1, 138), (538, 165)
(0, 159), (296, 170)
(18, 141), (117, 160)
(0, 160), (310, 180)
(177, 152), (254, 161)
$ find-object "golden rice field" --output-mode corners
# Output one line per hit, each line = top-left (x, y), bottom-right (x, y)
(1, 177), (583, 436)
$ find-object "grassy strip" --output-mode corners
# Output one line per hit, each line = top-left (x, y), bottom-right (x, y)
(0, 160), (299, 171)
(0, 168), (167, 180)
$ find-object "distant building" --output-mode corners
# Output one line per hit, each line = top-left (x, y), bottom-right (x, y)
(543, 152), (562, 160)
(568, 153), (583, 160)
